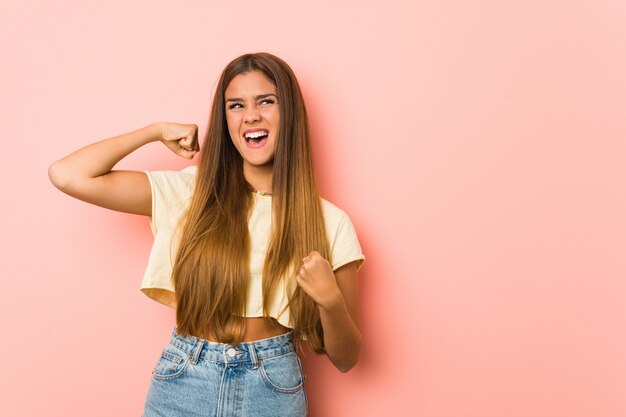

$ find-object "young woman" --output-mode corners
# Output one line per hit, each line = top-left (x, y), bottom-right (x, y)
(49, 52), (365, 417)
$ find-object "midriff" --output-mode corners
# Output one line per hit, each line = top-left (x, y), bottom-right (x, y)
(196, 317), (291, 343)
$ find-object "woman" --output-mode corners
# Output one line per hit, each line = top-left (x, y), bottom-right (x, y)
(49, 52), (365, 416)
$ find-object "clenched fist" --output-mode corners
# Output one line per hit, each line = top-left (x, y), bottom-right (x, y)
(157, 122), (200, 159)
(296, 251), (343, 310)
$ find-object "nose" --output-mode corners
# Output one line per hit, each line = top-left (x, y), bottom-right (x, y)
(244, 105), (261, 123)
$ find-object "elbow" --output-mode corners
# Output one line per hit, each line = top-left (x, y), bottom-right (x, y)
(338, 361), (358, 373)
(335, 339), (362, 373)
(337, 353), (360, 373)
(48, 160), (71, 192)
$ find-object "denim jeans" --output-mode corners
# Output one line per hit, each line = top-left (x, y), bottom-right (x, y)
(142, 327), (308, 417)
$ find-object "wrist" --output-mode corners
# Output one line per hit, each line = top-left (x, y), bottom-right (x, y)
(146, 122), (164, 143)
(318, 288), (345, 312)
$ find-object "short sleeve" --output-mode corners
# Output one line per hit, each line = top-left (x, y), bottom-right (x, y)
(143, 165), (197, 235)
(140, 165), (197, 308)
(329, 212), (366, 272)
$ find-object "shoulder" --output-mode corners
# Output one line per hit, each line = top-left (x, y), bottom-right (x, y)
(320, 197), (366, 271)
(143, 165), (198, 234)
(144, 165), (198, 197)
(320, 197), (353, 237)
(177, 165), (198, 188)
(145, 164), (198, 179)
(174, 165), (198, 185)
(320, 197), (348, 229)
(320, 197), (348, 224)
(180, 164), (198, 176)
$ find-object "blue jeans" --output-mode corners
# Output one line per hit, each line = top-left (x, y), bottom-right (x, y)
(142, 327), (308, 417)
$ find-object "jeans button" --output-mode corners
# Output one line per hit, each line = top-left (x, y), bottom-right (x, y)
(226, 348), (237, 357)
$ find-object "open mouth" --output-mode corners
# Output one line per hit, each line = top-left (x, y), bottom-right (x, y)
(243, 129), (269, 144)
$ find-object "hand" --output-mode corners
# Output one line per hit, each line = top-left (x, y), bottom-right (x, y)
(296, 251), (343, 310)
(157, 122), (200, 159)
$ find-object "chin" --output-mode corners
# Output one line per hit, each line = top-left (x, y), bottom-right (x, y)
(244, 155), (274, 166)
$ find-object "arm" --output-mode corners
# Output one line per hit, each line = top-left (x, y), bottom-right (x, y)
(319, 261), (362, 372)
(297, 253), (362, 372)
(48, 122), (199, 215)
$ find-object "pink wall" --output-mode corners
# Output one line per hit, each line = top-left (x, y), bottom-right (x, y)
(2, 0), (625, 416)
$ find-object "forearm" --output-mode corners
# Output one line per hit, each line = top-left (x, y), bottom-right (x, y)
(319, 294), (362, 373)
(49, 123), (161, 187)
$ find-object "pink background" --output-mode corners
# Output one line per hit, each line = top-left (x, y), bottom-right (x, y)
(1, 0), (625, 416)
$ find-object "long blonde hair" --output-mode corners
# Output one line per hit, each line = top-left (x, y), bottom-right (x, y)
(172, 52), (330, 353)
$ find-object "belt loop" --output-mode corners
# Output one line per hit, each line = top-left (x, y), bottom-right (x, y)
(248, 342), (260, 369)
(190, 337), (203, 365)
(222, 344), (228, 360)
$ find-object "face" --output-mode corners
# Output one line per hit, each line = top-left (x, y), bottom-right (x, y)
(225, 70), (280, 169)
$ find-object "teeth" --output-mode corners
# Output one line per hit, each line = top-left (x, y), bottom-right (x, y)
(244, 131), (269, 139)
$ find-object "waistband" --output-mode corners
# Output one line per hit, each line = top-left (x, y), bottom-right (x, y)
(167, 327), (296, 367)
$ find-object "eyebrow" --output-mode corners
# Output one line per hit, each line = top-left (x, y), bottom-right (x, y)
(225, 93), (278, 103)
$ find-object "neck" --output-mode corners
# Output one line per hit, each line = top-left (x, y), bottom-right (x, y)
(243, 161), (273, 195)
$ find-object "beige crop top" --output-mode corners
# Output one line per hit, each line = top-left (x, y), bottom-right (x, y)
(140, 165), (365, 329)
